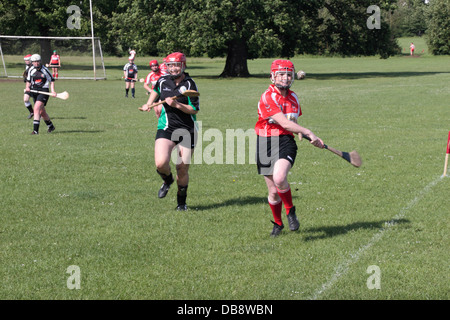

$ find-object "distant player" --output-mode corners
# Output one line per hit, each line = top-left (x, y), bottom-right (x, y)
(49, 50), (61, 79)
(25, 54), (56, 135)
(159, 58), (168, 76)
(143, 60), (162, 94)
(123, 57), (138, 98)
(23, 54), (34, 119)
(129, 49), (136, 60)
(410, 42), (415, 56)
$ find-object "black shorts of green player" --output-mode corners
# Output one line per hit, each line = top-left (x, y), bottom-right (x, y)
(153, 73), (200, 147)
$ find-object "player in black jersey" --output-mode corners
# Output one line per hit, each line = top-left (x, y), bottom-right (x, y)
(141, 52), (200, 211)
(25, 54), (56, 135)
(123, 57), (138, 98)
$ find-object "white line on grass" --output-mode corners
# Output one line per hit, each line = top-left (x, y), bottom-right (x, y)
(308, 175), (445, 300)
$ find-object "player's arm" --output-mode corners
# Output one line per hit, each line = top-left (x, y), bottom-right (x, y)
(165, 97), (198, 115)
(270, 112), (323, 148)
(50, 80), (56, 97)
(141, 90), (160, 112)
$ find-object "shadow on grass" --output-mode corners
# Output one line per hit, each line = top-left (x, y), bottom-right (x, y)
(51, 130), (104, 134)
(194, 196), (267, 211)
(242, 71), (448, 80)
(51, 117), (87, 120)
(301, 218), (410, 241)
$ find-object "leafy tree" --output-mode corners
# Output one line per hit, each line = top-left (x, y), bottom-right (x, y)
(425, 0), (450, 55)
(111, 0), (399, 77)
(0, 0), (118, 60)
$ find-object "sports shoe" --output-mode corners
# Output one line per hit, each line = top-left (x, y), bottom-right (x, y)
(31, 131), (39, 135)
(176, 204), (188, 211)
(270, 221), (284, 237)
(27, 113), (34, 119)
(287, 206), (300, 231)
(158, 182), (172, 198)
(47, 125), (56, 133)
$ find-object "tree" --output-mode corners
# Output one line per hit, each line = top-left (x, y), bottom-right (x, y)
(111, 0), (399, 77)
(0, 0), (119, 60)
(426, 0), (450, 55)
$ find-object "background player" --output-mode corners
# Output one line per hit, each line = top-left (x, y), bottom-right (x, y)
(123, 57), (138, 98)
(25, 54), (56, 135)
(255, 59), (323, 237)
(49, 50), (61, 79)
(143, 60), (162, 95)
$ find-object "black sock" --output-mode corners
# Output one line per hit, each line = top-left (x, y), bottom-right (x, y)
(126, 89), (129, 94)
(33, 120), (40, 133)
(177, 185), (188, 206)
(156, 170), (174, 185)
(44, 120), (53, 129)
(25, 102), (33, 113)
(132, 88), (135, 96)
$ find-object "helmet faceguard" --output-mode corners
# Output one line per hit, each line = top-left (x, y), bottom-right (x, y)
(165, 52), (186, 79)
(270, 60), (295, 90)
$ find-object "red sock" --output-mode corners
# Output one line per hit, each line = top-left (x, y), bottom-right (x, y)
(277, 186), (293, 215)
(268, 198), (282, 226)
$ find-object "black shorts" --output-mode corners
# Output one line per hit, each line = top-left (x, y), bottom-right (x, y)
(30, 89), (50, 106)
(124, 78), (136, 83)
(156, 128), (197, 149)
(256, 134), (298, 175)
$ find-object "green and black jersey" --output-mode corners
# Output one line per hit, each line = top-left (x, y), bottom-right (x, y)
(154, 73), (200, 133)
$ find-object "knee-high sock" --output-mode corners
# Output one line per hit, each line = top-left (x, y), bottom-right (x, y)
(268, 198), (282, 226)
(277, 186), (293, 215)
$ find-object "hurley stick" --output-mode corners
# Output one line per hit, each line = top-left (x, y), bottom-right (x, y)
(302, 134), (362, 167)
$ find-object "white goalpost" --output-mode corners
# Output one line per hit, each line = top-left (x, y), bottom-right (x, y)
(0, 35), (107, 80)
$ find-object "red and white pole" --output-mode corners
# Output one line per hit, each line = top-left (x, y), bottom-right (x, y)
(443, 131), (450, 177)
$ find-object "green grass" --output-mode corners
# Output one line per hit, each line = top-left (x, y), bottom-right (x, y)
(1, 42), (449, 300)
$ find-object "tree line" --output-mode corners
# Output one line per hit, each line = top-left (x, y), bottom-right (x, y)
(0, 0), (448, 77)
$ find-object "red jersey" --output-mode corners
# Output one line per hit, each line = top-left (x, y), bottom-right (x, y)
(255, 84), (302, 137)
(50, 54), (60, 65)
(145, 71), (162, 89)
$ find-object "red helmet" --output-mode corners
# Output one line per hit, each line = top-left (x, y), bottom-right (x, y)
(165, 52), (186, 78)
(149, 59), (159, 67)
(24, 54), (32, 61)
(270, 59), (295, 89)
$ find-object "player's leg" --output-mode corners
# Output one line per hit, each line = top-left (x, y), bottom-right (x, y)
(175, 144), (194, 210)
(31, 100), (44, 134)
(154, 137), (176, 198)
(131, 81), (135, 98)
(39, 106), (55, 133)
(24, 93), (33, 118)
(272, 159), (299, 231)
(125, 81), (130, 97)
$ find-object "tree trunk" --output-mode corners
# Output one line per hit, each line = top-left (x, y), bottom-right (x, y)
(219, 38), (250, 77)
(39, 39), (52, 66)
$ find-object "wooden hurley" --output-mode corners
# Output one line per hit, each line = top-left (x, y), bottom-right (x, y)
(25, 89), (69, 100)
(138, 90), (200, 111)
(302, 134), (362, 168)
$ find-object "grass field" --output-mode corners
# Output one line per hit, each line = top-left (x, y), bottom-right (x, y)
(1, 37), (449, 301)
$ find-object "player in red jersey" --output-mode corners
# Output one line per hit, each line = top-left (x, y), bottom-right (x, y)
(49, 50), (61, 79)
(159, 58), (168, 76)
(143, 60), (162, 94)
(255, 59), (324, 237)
